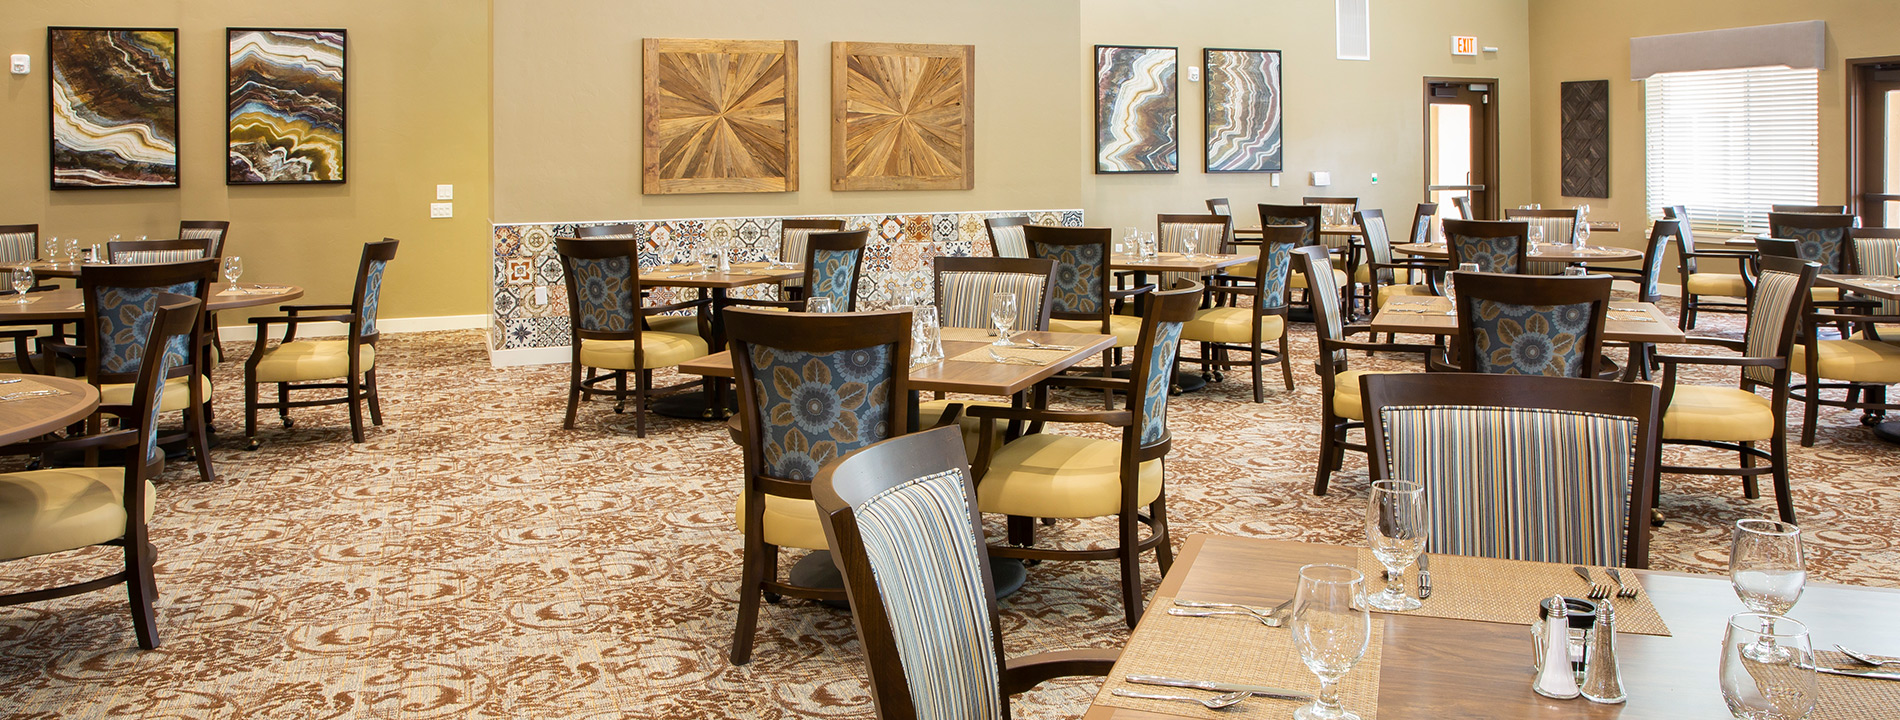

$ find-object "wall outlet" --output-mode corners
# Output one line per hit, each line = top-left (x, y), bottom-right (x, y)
(436, 184), (453, 200)
(430, 202), (453, 218)
(1186, 66), (1201, 82)
(1270, 173), (1281, 188)
(534, 286), (549, 305)
(1371, 172), (1380, 184)
(9, 54), (28, 75)
(1310, 171), (1332, 187)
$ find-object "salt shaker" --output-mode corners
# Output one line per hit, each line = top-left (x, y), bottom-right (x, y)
(1533, 595), (1580, 699)
(1579, 601), (1626, 704)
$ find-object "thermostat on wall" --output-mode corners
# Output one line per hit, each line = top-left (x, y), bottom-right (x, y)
(9, 54), (28, 75)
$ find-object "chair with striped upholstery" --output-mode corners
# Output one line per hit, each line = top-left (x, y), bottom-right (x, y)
(1658, 256), (1815, 523)
(1304, 246), (1436, 496)
(1303, 196), (1358, 236)
(1205, 197), (1232, 217)
(177, 221), (230, 259)
(919, 256), (1056, 459)
(726, 307), (911, 665)
(1027, 225), (1150, 370)
(1846, 228), (1900, 317)
(1364, 372), (1661, 568)
(1443, 219), (1529, 274)
(1351, 209), (1435, 317)
(814, 426), (1115, 720)
(1156, 213), (1230, 288)
(1789, 237), (1900, 449)
(0, 224), (39, 265)
(243, 240), (399, 447)
(550, 237), (706, 436)
(1664, 205), (1752, 330)
(0, 225), (52, 372)
(1448, 271), (1612, 378)
(1451, 195), (1474, 220)
(1771, 204), (1847, 214)
(966, 281), (1200, 628)
(1182, 225), (1295, 401)
(777, 218), (847, 300)
(1504, 207), (1580, 275)
(983, 216), (1031, 259)
(107, 237), (211, 265)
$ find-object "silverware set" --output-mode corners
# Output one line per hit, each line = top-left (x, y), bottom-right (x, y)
(1573, 566), (1639, 600)
(1818, 646), (1900, 682)
(1022, 337), (1076, 351)
(1114, 674), (1316, 708)
(1168, 597), (1293, 627)
(986, 348), (1047, 365)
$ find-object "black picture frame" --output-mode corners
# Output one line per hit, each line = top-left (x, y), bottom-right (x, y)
(1094, 44), (1178, 174)
(227, 28), (348, 185)
(48, 27), (180, 190)
(1203, 47), (1284, 173)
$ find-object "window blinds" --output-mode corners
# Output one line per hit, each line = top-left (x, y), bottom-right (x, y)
(1644, 66), (1819, 236)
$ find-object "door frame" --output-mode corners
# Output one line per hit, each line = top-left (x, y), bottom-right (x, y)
(1847, 55), (1900, 225)
(1422, 76), (1500, 220)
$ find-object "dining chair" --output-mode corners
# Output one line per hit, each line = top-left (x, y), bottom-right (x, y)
(1846, 227), (1900, 318)
(0, 294), (198, 649)
(1657, 256), (1816, 524)
(1305, 245), (1435, 496)
(1788, 252), (1900, 449)
(725, 306), (911, 665)
(1205, 197), (1232, 217)
(813, 426), (1116, 720)
(1258, 203), (1346, 312)
(107, 237), (212, 265)
(1451, 195), (1474, 220)
(983, 216), (1031, 259)
(965, 281), (1200, 628)
(1351, 209), (1434, 318)
(919, 256), (1056, 459)
(1027, 225), (1149, 374)
(1503, 207), (1581, 275)
(1447, 271), (1612, 378)
(1443, 219), (1529, 274)
(778, 218), (847, 300)
(728, 230), (870, 314)
(1303, 195), (1359, 230)
(242, 240), (397, 447)
(0, 224), (39, 264)
(1770, 205), (1847, 214)
(1182, 225), (1295, 401)
(1156, 213), (1230, 290)
(574, 223), (637, 239)
(178, 221), (230, 259)
(1768, 211), (1856, 275)
(550, 237), (708, 436)
(1407, 202), (1439, 245)
(1590, 219), (1676, 380)
(1663, 205), (1751, 330)
(1363, 372), (1661, 569)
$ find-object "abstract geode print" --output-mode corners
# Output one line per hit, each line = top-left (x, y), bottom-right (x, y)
(1094, 45), (1177, 174)
(228, 29), (346, 184)
(1204, 48), (1283, 173)
(48, 28), (179, 189)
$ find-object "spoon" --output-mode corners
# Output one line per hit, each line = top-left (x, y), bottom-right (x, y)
(1110, 689), (1248, 709)
(1836, 645), (1900, 668)
(987, 348), (1045, 366)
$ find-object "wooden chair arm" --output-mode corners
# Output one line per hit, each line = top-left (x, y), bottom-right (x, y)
(1037, 374), (1133, 392)
(1109, 283), (1157, 301)
(1663, 336), (1746, 353)
(282, 303), (352, 314)
(967, 404), (1131, 427)
(1683, 249), (1756, 261)
(1000, 648), (1122, 696)
(641, 298), (709, 314)
(0, 427), (137, 456)
(250, 313), (355, 326)
(1319, 336), (1438, 355)
(1655, 353), (1785, 370)
(723, 298), (802, 311)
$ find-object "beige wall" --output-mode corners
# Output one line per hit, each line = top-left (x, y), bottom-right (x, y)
(0, 1), (492, 324)
(489, 0), (1084, 224)
(1080, 0), (1533, 233)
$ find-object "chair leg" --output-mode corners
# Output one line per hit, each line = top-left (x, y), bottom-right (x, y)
(730, 530), (766, 666)
(1679, 297), (1694, 331)
(125, 541), (159, 650)
(1007, 515), (1035, 547)
(187, 403), (216, 483)
(277, 383), (292, 428)
(365, 368), (384, 426)
(564, 362), (583, 429)
(1119, 511), (1144, 629)
(1739, 441), (1759, 499)
(244, 372), (260, 448)
(635, 370), (652, 438)
(1770, 433), (1795, 524)
(1251, 344), (1264, 403)
(1313, 419), (1337, 496)
(1279, 335), (1294, 391)
(346, 373), (366, 443)
(1149, 492), (1172, 574)
(1800, 385), (1819, 447)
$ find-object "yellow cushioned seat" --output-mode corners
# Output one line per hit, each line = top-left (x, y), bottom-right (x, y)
(1182, 307), (1285, 344)
(254, 340), (376, 383)
(0, 468), (152, 562)
(1353, 264), (1421, 284)
(646, 314), (699, 336)
(1790, 339), (1900, 384)
(1662, 385), (1776, 443)
(1813, 287), (1841, 302)
(1685, 272), (1748, 298)
(733, 493), (827, 550)
(1376, 284), (1433, 304)
(917, 398), (1006, 463)
(1050, 315), (1143, 348)
(97, 374), (213, 412)
(577, 332), (709, 370)
(1290, 268), (1349, 291)
(975, 433), (1162, 518)
(1331, 369), (1398, 422)
(1227, 260), (1257, 279)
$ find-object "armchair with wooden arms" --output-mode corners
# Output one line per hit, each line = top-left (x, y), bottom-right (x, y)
(1258, 204), (1346, 311)
(1447, 271), (1612, 378)
(1442, 219), (1529, 274)
(778, 218), (848, 300)
(1663, 205), (1752, 330)
(917, 256), (1056, 460)
(1787, 231), (1900, 448)
(1503, 207), (1581, 275)
(1352, 208), (1437, 321)
(551, 237), (709, 436)
(573, 223), (698, 336)
(1590, 219), (1676, 380)
(242, 239), (396, 447)
(1027, 225), (1151, 375)
(1182, 224), (1295, 401)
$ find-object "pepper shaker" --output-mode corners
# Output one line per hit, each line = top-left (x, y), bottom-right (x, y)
(1580, 601), (1626, 704)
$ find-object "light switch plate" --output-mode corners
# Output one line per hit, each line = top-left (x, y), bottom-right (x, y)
(534, 286), (549, 304)
(436, 184), (453, 200)
(1186, 66), (1201, 82)
(1270, 173), (1281, 188)
(1310, 171), (1332, 187)
(1371, 172), (1380, 184)
(10, 54), (28, 75)
(430, 202), (453, 218)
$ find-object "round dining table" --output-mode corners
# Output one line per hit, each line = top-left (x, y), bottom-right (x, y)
(0, 283), (304, 322)
(0, 374), (99, 445)
(1391, 242), (1643, 263)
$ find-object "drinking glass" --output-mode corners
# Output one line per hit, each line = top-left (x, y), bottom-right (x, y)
(699, 245), (720, 276)
(1528, 225), (1545, 248)
(1290, 564), (1372, 720)
(223, 256), (245, 293)
(1124, 226), (1139, 251)
(804, 296), (835, 313)
(1366, 480), (1427, 611)
(1181, 229), (1199, 259)
(990, 292), (1018, 346)
(1719, 613), (1816, 720)
(64, 238), (79, 268)
(1731, 519), (1805, 661)
(88, 243), (103, 264)
(910, 305), (944, 364)
(10, 267), (33, 304)
(44, 236), (59, 264)
(1575, 218), (1592, 248)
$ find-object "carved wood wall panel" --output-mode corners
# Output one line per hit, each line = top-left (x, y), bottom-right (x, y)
(1560, 80), (1608, 199)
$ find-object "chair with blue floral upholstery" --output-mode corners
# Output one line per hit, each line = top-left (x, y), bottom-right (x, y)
(1770, 210), (1855, 291)
(814, 426), (1116, 720)
(725, 306), (912, 665)
(0, 295), (198, 649)
(242, 240), (398, 447)
(1443, 219), (1529, 274)
(777, 219), (847, 300)
(549, 237), (707, 437)
(1255, 204), (1347, 306)
(1364, 372), (1662, 568)
(1448, 271), (1612, 378)
(729, 230), (869, 313)
(1182, 225), (1297, 401)
(1026, 225), (1151, 377)
(965, 281), (1201, 628)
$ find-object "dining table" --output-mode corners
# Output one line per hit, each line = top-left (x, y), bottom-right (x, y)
(1084, 534), (1900, 719)
(638, 261), (804, 419)
(1368, 296), (1687, 345)
(0, 282), (305, 322)
(0, 374), (99, 445)
(1812, 274), (1900, 445)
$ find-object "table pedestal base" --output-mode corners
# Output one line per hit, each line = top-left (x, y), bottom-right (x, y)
(648, 391), (736, 421)
(1872, 421), (1900, 445)
(788, 551), (1027, 609)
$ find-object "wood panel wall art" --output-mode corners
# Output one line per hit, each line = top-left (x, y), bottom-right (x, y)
(643, 38), (797, 195)
(1560, 79), (1609, 198)
(1095, 45), (1178, 174)
(1203, 48), (1283, 173)
(228, 29), (347, 184)
(48, 27), (179, 189)
(831, 42), (975, 191)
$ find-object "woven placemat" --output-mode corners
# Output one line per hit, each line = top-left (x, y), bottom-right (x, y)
(0, 378), (72, 402)
(1354, 550), (1670, 636)
(1094, 595), (1383, 720)
(947, 344), (1069, 365)
(1814, 651), (1900, 720)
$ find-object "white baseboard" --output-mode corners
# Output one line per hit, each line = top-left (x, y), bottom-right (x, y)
(489, 345), (570, 368)
(217, 314), (487, 344)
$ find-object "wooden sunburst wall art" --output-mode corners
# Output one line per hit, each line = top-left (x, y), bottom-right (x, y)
(643, 38), (797, 195)
(832, 41), (975, 191)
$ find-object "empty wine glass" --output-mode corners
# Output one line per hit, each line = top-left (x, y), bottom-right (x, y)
(804, 296), (834, 314)
(1731, 519), (1805, 661)
(43, 236), (58, 264)
(64, 238), (79, 268)
(1528, 225), (1546, 248)
(223, 256), (245, 293)
(1720, 613), (1816, 720)
(1290, 564), (1372, 720)
(910, 305), (944, 364)
(990, 291), (1018, 346)
(1366, 480), (1427, 612)
(1124, 226), (1139, 253)
(1181, 229), (1199, 259)
(10, 267), (33, 304)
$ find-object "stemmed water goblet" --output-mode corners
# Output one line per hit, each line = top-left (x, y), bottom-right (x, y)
(1365, 480), (1427, 611)
(64, 238), (80, 269)
(10, 267), (33, 304)
(803, 296), (835, 313)
(1290, 564), (1372, 720)
(223, 256), (245, 293)
(1528, 225), (1546, 249)
(1730, 519), (1805, 662)
(989, 291), (1018, 346)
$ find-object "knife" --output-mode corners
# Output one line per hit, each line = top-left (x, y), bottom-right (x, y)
(1125, 675), (1314, 701)
(1418, 553), (1432, 599)
(1817, 667), (1900, 682)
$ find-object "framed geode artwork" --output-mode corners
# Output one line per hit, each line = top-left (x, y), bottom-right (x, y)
(831, 41), (975, 191)
(1203, 48), (1283, 173)
(643, 38), (798, 195)
(48, 27), (179, 189)
(228, 29), (347, 185)
(1094, 45), (1178, 174)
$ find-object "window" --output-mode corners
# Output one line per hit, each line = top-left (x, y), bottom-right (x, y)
(1644, 66), (1819, 235)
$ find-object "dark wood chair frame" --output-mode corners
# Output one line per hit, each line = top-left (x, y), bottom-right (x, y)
(1503, 207), (1584, 245)
(1768, 212), (1858, 272)
(1024, 225), (1153, 386)
(778, 219), (848, 300)
(177, 221), (231, 258)
(1590, 219), (1676, 380)
(552, 237), (709, 436)
(1663, 205), (1754, 330)
(1205, 197), (1233, 217)
(1353, 208), (1443, 319)
(726, 229), (869, 313)
(1448, 271), (1613, 379)
(1770, 205), (1848, 214)
(1183, 225), (1296, 401)
(243, 240), (398, 446)
(0, 224), (56, 369)
(1452, 195), (1474, 220)
(930, 256), (1058, 331)
(983, 216), (1032, 259)
(1257, 203), (1341, 313)
(574, 223), (638, 239)
(1362, 371), (1663, 569)
(1441, 219), (1530, 274)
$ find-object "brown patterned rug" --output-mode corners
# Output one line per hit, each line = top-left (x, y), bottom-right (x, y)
(2, 304), (1895, 718)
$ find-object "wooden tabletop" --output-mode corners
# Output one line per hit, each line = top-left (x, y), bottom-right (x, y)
(0, 283), (305, 323)
(639, 262), (802, 289)
(0, 374), (98, 445)
(3, 260), (84, 280)
(1111, 252), (1253, 275)
(1816, 274), (1900, 301)
(679, 325), (1115, 396)
(1084, 535), (1900, 720)
(1392, 243), (1644, 264)
(1369, 296), (1686, 345)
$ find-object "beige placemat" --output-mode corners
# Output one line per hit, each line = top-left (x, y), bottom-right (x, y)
(1354, 550), (1670, 636)
(1096, 594), (1383, 720)
(0, 378), (72, 402)
(948, 344), (1069, 365)
(216, 285), (291, 296)
(2, 295), (44, 305)
(1814, 651), (1900, 720)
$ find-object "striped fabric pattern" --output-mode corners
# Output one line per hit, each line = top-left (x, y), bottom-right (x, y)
(1158, 221), (1223, 286)
(989, 224), (1028, 259)
(853, 468), (1001, 720)
(1378, 404), (1638, 567)
(781, 228), (825, 286)
(1308, 253), (1347, 364)
(0, 232), (36, 264)
(113, 248), (205, 265)
(1362, 215), (1399, 286)
(1853, 237), (1900, 315)
(938, 271), (1048, 332)
(1449, 230), (1523, 274)
(1513, 215), (1578, 245)
(179, 227), (226, 257)
(1777, 224), (1848, 273)
(1744, 269), (1802, 385)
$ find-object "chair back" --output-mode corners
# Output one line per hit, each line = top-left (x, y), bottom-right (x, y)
(351, 240), (399, 342)
(1250, 225), (1299, 310)
(932, 257), (1056, 332)
(1157, 213), (1229, 285)
(1632, 219), (1678, 304)
(1452, 272), (1611, 378)
(1257, 204), (1322, 248)
(555, 237), (645, 341)
(0, 224), (38, 264)
(1443, 219), (1529, 274)
(1663, 205), (1700, 275)
(1771, 204), (1846, 214)
(1451, 195), (1474, 220)
(178, 220), (230, 258)
(1754, 237), (1799, 261)
(1303, 196), (1358, 244)
(984, 216), (1031, 259)
(1408, 203), (1438, 245)
(1358, 209), (1397, 286)
(802, 230), (869, 311)
(1293, 245), (1348, 367)
(727, 307), (911, 486)
(1205, 197), (1232, 216)
(1768, 211), (1854, 273)
(79, 260), (216, 388)
(814, 427), (1005, 720)
(1024, 225), (1114, 325)
(108, 237), (211, 265)
(575, 223), (639, 240)
(1744, 256), (1820, 387)
(1848, 228), (1900, 315)
(1504, 207), (1581, 245)
(783, 218), (847, 267)
(1364, 372), (1661, 568)
(1128, 283), (1199, 452)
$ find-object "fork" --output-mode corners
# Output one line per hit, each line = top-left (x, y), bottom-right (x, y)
(1835, 645), (1900, 667)
(1604, 567), (1639, 599)
(1572, 566), (1610, 600)
(1174, 597), (1293, 623)
(1023, 337), (1076, 351)
(1167, 608), (1284, 627)
(987, 348), (1046, 366)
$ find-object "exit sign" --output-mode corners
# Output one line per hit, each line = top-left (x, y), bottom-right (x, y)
(1452, 36), (1478, 56)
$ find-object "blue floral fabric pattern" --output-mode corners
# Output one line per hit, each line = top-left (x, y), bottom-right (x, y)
(1450, 231), (1524, 274)
(1032, 241), (1105, 315)
(1468, 299), (1592, 377)
(144, 335), (187, 464)
(807, 247), (859, 310)
(1258, 241), (1292, 308)
(748, 343), (893, 482)
(96, 281), (199, 376)
(1140, 320), (1185, 445)
(1261, 214), (1318, 247)
(568, 256), (634, 332)
(1779, 225), (1847, 273)
(361, 259), (388, 336)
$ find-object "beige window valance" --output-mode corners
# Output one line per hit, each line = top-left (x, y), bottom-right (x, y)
(1629, 20), (1825, 80)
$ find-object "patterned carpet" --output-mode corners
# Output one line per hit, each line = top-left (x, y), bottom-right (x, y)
(2, 306), (1896, 719)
